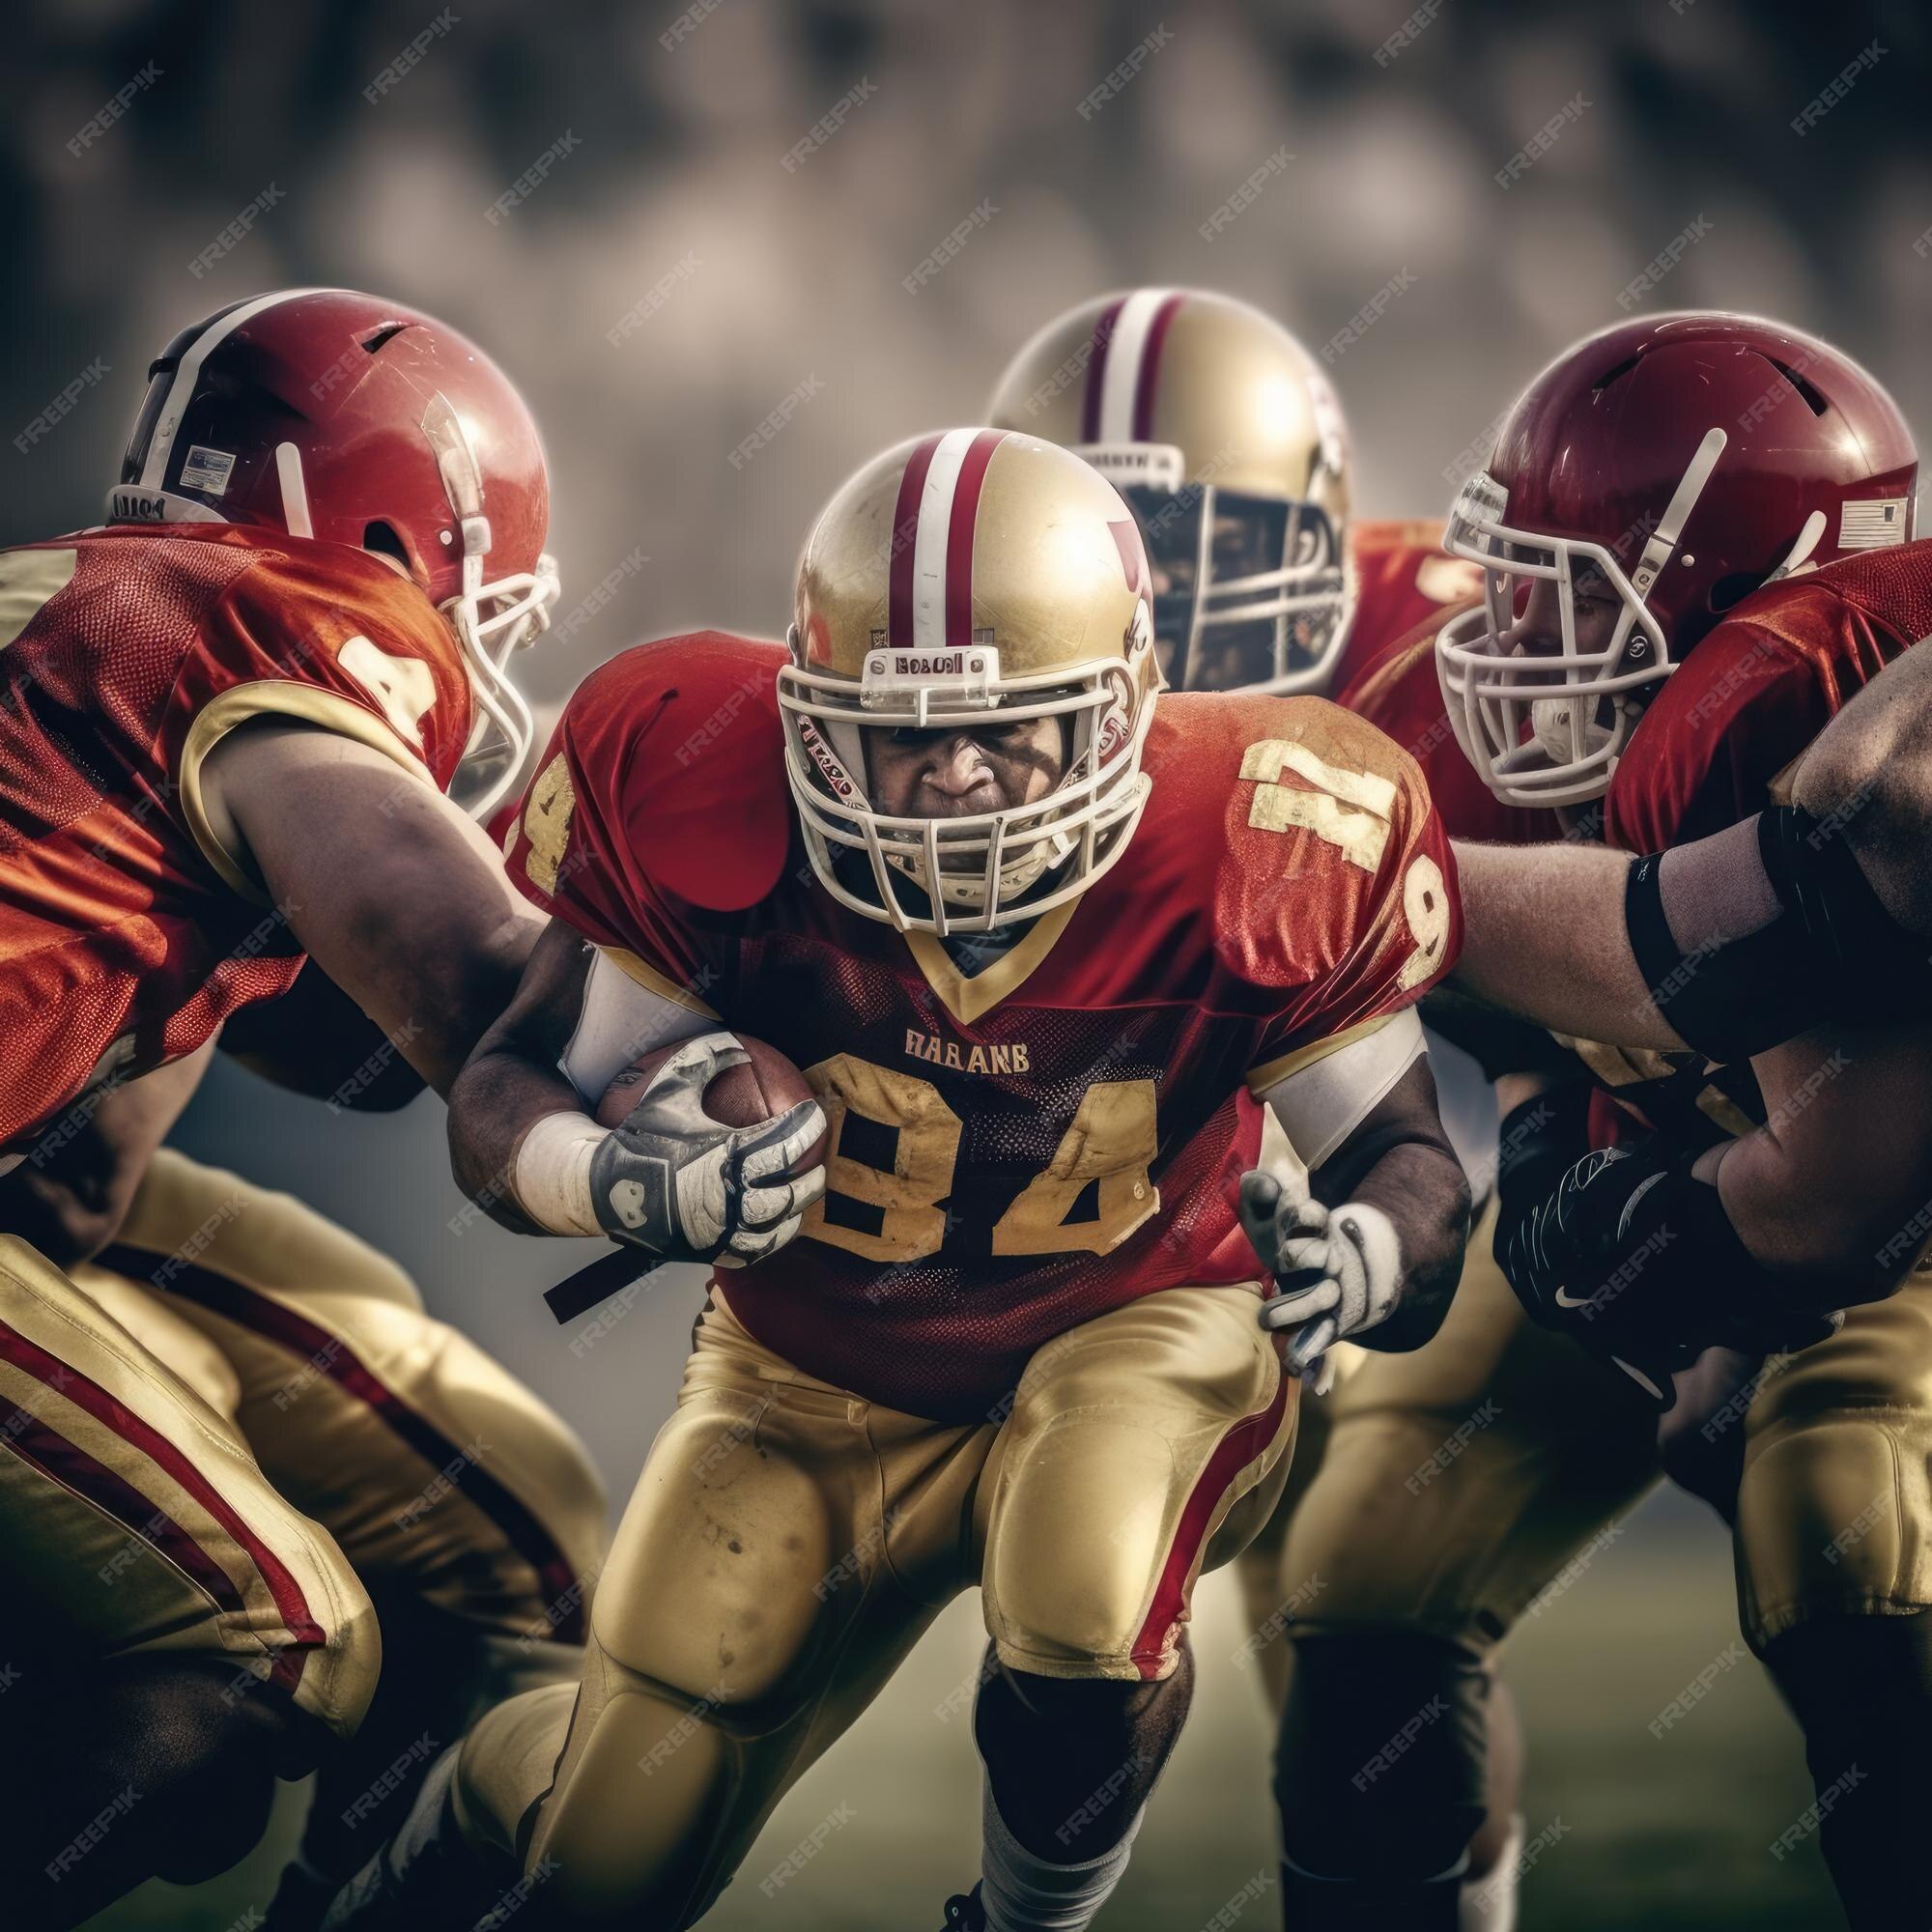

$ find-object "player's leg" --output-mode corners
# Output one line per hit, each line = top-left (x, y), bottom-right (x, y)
(1734, 1273), (1932, 1930)
(1273, 1204), (1660, 1930)
(0, 1233), (378, 1928)
(968, 1283), (1294, 1932)
(1232, 1357), (1337, 1713)
(80, 1148), (609, 1925)
(1231, 1347), (1529, 1922)
(325, 1288), (984, 1930)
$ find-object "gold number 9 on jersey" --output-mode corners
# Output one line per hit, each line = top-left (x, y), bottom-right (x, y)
(801, 1054), (1159, 1265)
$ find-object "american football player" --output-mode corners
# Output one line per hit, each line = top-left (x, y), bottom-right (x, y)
(989, 288), (1535, 1925)
(984, 287), (1481, 698)
(329, 427), (1470, 1932)
(1276, 312), (1932, 1932)
(1449, 622), (1932, 1081)
(0, 288), (610, 1928)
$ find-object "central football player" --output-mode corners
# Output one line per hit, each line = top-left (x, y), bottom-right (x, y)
(332, 428), (1471, 1932)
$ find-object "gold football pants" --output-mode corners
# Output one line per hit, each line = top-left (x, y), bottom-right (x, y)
(0, 1148), (607, 1747)
(1240, 1200), (1932, 1679)
(454, 1279), (1294, 1925)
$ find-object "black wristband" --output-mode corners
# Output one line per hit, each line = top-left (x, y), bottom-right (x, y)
(1625, 824), (1844, 1063)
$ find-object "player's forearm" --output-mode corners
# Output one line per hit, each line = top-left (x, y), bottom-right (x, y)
(1452, 839), (1688, 1053)
(1706, 1028), (1932, 1298)
(1342, 1141), (1470, 1350)
(447, 1040), (592, 1236)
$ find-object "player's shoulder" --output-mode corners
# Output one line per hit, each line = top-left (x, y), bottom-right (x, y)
(1150, 688), (1418, 792)
(1606, 543), (1932, 849)
(561, 631), (786, 783)
(1142, 692), (1427, 955)
(552, 631), (791, 912)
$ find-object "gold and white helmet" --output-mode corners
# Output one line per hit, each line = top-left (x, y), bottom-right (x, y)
(781, 429), (1159, 936)
(988, 289), (1354, 696)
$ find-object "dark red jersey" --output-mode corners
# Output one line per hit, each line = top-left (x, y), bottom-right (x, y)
(1330, 520), (1486, 698)
(1565, 538), (1932, 1147)
(508, 632), (1458, 1420)
(0, 525), (472, 1156)
(1340, 611), (1557, 850)
(1340, 542), (1932, 1151)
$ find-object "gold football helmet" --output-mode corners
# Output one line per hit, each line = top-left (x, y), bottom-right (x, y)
(781, 429), (1159, 935)
(987, 288), (1354, 696)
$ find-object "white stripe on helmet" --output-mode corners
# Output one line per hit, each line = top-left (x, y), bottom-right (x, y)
(140, 286), (337, 490)
(910, 427), (981, 652)
(1096, 287), (1175, 442)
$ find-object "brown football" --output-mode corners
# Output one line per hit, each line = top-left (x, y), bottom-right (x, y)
(596, 1034), (828, 1171)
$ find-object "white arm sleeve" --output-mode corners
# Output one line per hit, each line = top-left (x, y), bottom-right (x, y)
(1255, 1008), (1428, 1174)
(558, 948), (719, 1104)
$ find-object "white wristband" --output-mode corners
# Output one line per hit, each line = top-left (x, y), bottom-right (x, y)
(513, 1112), (608, 1236)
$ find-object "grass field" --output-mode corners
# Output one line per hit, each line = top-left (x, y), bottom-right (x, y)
(89, 1489), (1841, 1932)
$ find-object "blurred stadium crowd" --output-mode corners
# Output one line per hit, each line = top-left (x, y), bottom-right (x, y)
(5, 0), (1929, 717)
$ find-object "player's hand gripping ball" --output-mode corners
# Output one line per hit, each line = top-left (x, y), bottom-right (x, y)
(588, 1031), (828, 1265)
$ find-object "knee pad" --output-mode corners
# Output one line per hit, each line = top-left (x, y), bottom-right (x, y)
(1276, 1629), (1489, 1884)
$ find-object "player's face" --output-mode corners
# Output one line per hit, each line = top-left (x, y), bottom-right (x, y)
(865, 718), (1065, 821)
(1499, 568), (1624, 670)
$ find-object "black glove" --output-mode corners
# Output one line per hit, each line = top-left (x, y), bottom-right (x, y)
(1498, 1132), (1842, 1410)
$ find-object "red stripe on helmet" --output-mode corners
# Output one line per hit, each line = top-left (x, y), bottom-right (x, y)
(944, 430), (1008, 652)
(1080, 298), (1128, 443)
(888, 433), (945, 652)
(1130, 292), (1187, 443)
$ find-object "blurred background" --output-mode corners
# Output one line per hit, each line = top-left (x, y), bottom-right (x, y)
(6, 0), (1926, 1922)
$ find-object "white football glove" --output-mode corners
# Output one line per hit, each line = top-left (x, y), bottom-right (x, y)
(587, 1032), (826, 1264)
(1239, 1174), (1405, 1373)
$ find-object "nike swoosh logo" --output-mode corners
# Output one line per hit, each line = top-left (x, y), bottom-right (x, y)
(1552, 1286), (1597, 1310)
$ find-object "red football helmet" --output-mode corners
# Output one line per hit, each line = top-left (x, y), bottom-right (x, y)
(1435, 312), (1918, 807)
(108, 288), (558, 816)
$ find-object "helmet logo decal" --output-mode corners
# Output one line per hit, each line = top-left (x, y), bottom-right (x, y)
(178, 445), (236, 497)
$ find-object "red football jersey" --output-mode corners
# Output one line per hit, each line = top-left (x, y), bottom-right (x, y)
(0, 525), (472, 1156)
(1568, 539), (1932, 1149)
(1330, 520), (1486, 699)
(509, 632), (1458, 1420)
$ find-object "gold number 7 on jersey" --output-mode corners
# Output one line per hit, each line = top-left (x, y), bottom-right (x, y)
(800, 1053), (1159, 1265)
